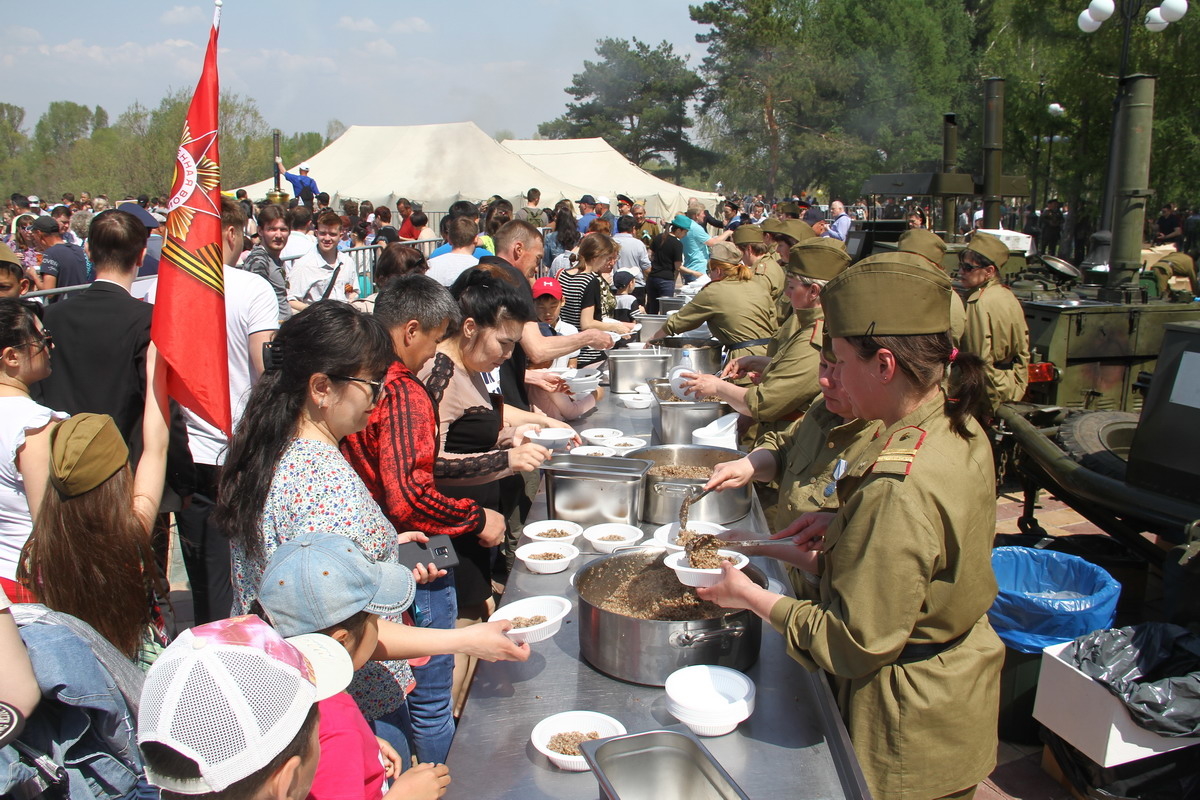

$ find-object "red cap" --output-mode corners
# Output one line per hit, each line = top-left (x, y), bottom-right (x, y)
(532, 277), (563, 300)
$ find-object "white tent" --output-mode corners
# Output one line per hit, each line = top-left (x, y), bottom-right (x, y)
(236, 122), (594, 214)
(501, 137), (720, 221)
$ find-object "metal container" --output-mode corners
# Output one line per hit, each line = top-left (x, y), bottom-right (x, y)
(648, 379), (728, 445)
(657, 295), (689, 314)
(634, 313), (671, 343)
(540, 454), (653, 526)
(575, 548), (764, 686)
(630, 443), (751, 525)
(581, 728), (750, 800)
(608, 350), (670, 394)
(658, 337), (724, 374)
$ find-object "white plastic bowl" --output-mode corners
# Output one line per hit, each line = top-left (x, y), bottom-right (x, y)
(582, 523), (643, 553)
(523, 520), (584, 546)
(663, 709), (739, 737)
(665, 665), (756, 719)
(625, 341), (649, 350)
(561, 368), (603, 393)
(668, 365), (698, 400)
(618, 394), (652, 409)
(530, 711), (626, 771)
(607, 436), (647, 453)
(571, 445), (616, 457)
(664, 549), (749, 588)
(525, 428), (575, 451)
(580, 427), (623, 446)
(651, 521), (729, 553)
(516, 542), (580, 574)
(489, 595), (571, 644)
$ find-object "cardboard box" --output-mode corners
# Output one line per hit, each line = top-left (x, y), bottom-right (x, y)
(1032, 642), (1200, 767)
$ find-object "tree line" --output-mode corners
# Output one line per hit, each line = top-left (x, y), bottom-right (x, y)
(538, 0), (1198, 223)
(0, 92), (340, 203)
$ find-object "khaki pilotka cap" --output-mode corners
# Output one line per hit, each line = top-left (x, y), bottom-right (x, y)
(964, 231), (1010, 268)
(48, 413), (129, 498)
(708, 241), (742, 266)
(760, 218), (816, 243)
(822, 254), (953, 338)
(731, 225), (763, 245)
(897, 229), (947, 270)
(0, 241), (21, 266)
(786, 238), (851, 281)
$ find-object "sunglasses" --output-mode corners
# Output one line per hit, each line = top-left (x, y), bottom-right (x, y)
(328, 374), (384, 403)
(23, 329), (53, 354)
(957, 253), (989, 271)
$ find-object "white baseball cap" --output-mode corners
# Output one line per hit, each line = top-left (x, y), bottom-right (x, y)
(595, 195), (611, 206)
(298, 163), (311, 171)
(138, 615), (351, 794)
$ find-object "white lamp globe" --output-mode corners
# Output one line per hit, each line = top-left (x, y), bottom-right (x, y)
(1048, 102), (1066, 117)
(1078, 9), (1104, 31)
(1160, 0), (1188, 21)
(1088, 0), (1115, 21)
(1145, 7), (1170, 30)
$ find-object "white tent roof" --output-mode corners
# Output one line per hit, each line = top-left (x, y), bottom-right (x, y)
(501, 137), (720, 221)
(237, 122), (594, 214)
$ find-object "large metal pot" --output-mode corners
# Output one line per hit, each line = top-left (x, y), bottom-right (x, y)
(575, 548), (764, 686)
(607, 350), (670, 394)
(629, 444), (751, 525)
(648, 379), (727, 445)
(657, 337), (724, 374)
(656, 295), (689, 314)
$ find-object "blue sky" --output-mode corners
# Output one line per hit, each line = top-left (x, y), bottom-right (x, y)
(8, 1), (711, 139)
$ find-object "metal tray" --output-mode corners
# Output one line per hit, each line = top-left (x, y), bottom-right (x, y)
(539, 455), (653, 526)
(580, 727), (750, 800)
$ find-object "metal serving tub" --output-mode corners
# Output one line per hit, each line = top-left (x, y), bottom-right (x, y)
(575, 549), (765, 686)
(608, 350), (670, 393)
(581, 728), (750, 800)
(540, 454), (653, 527)
(657, 295), (689, 314)
(629, 443), (751, 525)
(658, 337), (724, 374)
(633, 312), (671, 343)
(649, 379), (728, 445)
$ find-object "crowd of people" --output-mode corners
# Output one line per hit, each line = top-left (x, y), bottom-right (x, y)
(0, 170), (1049, 800)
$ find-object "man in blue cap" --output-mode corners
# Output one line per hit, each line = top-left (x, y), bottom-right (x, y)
(275, 157), (319, 206)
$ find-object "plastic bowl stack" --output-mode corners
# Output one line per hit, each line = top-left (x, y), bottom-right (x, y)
(489, 595), (571, 644)
(561, 368), (602, 395)
(664, 665), (756, 736)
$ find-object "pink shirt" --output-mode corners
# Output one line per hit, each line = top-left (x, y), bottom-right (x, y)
(308, 692), (387, 800)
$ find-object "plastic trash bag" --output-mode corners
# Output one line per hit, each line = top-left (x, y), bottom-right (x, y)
(1068, 623), (1200, 738)
(989, 546), (1121, 654)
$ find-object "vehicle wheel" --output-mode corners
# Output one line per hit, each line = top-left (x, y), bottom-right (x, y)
(1055, 411), (1138, 481)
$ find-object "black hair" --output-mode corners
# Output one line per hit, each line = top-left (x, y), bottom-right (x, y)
(256, 204), (289, 230)
(215, 302), (393, 557)
(144, 705), (320, 800)
(616, 215), (635, 234)
(410, 210), (428, 228)
(287, 206), (312, 230)
(447, 267), (535, 336)
(447, 200), (478, 220)
(374, 273), (460, 332)
(845, 333), (988, 439)
(552, 208), (580, 252)
(0, 260), (26, 285)
(0, 298), (42, 350)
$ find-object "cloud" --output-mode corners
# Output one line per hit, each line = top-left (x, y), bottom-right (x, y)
(363, 39), (396, 58)
(336, 16), (375, 32)
(160, 5), (204, 26)
(390, 17), (431, 34)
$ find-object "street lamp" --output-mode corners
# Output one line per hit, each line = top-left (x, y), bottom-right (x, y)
(1076, 0), (1188, 265)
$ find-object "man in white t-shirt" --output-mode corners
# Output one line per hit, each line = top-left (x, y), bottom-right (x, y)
(287, 210), (358, 309)
(280, 205), (316, 261)
(171, 197), (279, 624)
(426, 216), (480, 286)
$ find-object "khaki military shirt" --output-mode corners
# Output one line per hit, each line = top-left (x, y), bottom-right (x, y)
(634, 220), (662, 248)
(745, 308), (825, 446)
(962, 276), (1030, 412)
(752, 253), (791, 324)
(661, 277), (777, 358)
(949, 289), (966, 347)
(768, 395), (1003, 799)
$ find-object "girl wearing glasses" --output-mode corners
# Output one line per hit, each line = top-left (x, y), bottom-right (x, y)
(0, 299), (61, 603)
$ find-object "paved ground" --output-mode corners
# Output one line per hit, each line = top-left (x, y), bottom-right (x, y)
(165, 487), (1108, 799)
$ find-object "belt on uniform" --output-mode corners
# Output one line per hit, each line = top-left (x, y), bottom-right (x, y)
(994, 359), (1014, 370)
(895, 630), (969, 664)
(728, 337), (772, 351)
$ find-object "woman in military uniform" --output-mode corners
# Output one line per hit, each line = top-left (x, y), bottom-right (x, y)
(897, 228), (966, 347)
(698, 255), (1003, 800)
(958, 231), (1030, 414)
(732, 224), (791, 325)
(655, 241), (777, 359)
(680, 238), (850, 444)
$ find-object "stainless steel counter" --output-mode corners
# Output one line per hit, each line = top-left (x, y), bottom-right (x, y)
(444, 386), (870, 799)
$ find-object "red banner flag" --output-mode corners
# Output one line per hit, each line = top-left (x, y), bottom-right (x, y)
(151, 2), (231, 435)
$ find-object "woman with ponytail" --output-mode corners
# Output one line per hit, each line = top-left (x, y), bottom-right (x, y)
(698, 255), (1003, 800)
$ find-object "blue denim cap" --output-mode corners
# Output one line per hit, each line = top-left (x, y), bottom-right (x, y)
(260, 532), (416, 637)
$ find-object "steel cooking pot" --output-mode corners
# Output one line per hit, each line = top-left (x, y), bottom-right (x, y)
(648, 379), (727, 445)
(657, 337), (724, 374)
(629, 444), (751, 525)
(575, 548), (764, 685)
